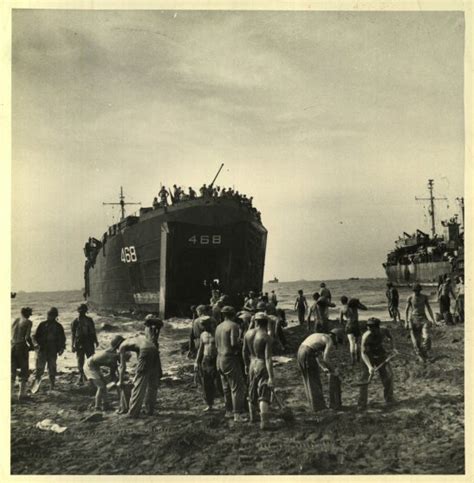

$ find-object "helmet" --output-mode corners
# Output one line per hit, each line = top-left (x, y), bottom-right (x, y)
(413, 283), (422, 292)
(221, 306), (236, 316)
(111, 335), (125, 349)
(77, 303), (88, 313)
(256, 301), (267, 310)
(48, 307), (59, 318)
(144, 314), (163, 327)
(367, 317), (381, 327)
(330, 328), (345, 343)
(21, 307), (33, 317)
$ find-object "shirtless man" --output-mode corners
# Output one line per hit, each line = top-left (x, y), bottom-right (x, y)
(297, 328), (344, 411)
(84, 335), (124, 411)
(294, 290), (308, 326)
(243, 312), (275, 429)
(340, 296), (367, 365)
(358, 318), (395, 409)
(195, 317), (219, 412)
(118, 336), (162, 418)
(307, 292), (321, 333)
(144, 314), (163, 349)
(405, 284), (436, 362)
(244, 291), (258, 312)
(249, 302), (284, 350)
(386, 283), (401, 323)
(189, 305), (213, 354)
(438, 277), (456, 324)
(319, 283), (332, 321)
(215, 306), (247, 422)
(11, 307), (35, 401)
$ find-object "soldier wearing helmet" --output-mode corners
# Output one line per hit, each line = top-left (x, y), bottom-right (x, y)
(296, 328), (343, 412)
(32, 307), (66, 392)
(405, 283), (436, 362)
(358, 318), (396, 410)
(71, 304), (99, 385)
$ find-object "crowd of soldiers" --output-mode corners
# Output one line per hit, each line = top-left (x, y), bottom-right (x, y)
(11, 276), (465, 430)
(151, 185), (261, 220)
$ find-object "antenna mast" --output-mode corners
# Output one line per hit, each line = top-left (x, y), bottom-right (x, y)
(456, 197), (465, 229)
(103, 186), (141, 221)
(415, 179), (447, 237)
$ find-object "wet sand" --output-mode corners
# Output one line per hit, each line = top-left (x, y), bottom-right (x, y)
(11, 314), (464, 475)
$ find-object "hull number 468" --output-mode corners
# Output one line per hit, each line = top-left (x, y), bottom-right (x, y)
(121, 246), (137, 263)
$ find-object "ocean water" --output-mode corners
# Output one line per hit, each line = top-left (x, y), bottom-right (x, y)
(10, 278), (441, 380)
(262, 278), (440, 320)
(11, 278), (442, 329)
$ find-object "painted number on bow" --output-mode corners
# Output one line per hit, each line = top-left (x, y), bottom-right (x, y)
(121, 246), (137, 263)
(188, 235), (221, 245)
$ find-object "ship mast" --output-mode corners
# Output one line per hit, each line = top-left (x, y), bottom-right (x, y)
(456, 197), (465, 229)
(415, 179), (447, 238)
(103, 186), (141, 221)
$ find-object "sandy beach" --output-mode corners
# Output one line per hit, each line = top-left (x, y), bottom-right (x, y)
(10, 283), (464, 475)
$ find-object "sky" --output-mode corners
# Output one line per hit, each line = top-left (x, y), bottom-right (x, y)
(11, 9), (465, 291)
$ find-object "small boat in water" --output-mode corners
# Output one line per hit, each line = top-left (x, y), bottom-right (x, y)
(268, 277), (279, 283)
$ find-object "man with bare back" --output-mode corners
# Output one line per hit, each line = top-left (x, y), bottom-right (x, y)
(297, 329), (344, 411)
(118, 336), (162, 418)
(243, 312), (275, 429)
(194, 317), (219, 412)
(405, 283), (436, 362)
(215, 306), (247, 422)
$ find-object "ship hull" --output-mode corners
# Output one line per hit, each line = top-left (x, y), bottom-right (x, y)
(85, 198), (267, 318)
(384, 261), (453, 285)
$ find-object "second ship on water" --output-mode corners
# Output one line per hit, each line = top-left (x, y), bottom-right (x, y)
(383, 179), (464, 285)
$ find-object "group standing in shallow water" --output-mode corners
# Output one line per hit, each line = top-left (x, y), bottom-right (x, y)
(11, 278), (465, 429)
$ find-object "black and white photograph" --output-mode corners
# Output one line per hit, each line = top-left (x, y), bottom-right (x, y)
(5, 2), (470, 477)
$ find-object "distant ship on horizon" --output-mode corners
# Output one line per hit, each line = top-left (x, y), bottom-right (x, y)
(268, 276), (279, 283)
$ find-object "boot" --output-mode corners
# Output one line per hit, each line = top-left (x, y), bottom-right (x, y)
(50, 376), (56, 391)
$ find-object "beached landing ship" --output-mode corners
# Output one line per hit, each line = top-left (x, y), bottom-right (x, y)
(383, 180), (464, 285)
(83, 168), (267, 318)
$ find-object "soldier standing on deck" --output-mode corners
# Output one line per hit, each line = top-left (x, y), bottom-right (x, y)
(11, 307), (35, 401)
(71, 304), (98, 385)
(358, 318), (396, 410)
